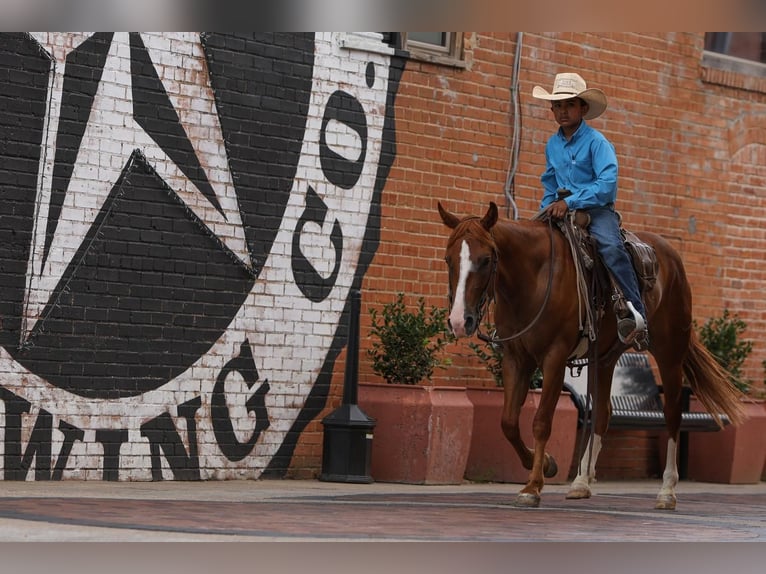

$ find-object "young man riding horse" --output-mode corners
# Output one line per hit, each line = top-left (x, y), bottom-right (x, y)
(437, 71), (745, 510)
(534, 72), (648, 349)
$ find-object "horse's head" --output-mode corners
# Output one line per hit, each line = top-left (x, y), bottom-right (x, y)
(438, 202), (498, 338)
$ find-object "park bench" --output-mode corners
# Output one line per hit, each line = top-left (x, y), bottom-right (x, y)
(562, 352), (729, 477)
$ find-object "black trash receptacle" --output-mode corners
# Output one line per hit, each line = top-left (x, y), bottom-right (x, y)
(320, 404), (375, 483)
(319, 289), (376, 483)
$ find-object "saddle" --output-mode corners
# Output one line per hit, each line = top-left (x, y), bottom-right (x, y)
(554, 210), (657, 355)
(565, 211), (658, 294)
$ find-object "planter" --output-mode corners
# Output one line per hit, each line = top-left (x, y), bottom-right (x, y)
(686, 398), (766, 484)
(763, 400), (766, 482)
(358, 382), (473, 484)
(464, 387), (578, 484)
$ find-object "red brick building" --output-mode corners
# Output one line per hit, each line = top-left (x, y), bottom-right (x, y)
(1, 33), (761, 483)
(292, 32), (766, 479)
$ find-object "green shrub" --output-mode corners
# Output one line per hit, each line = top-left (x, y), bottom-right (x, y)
(697, 309), (753, 394)
(367, 293), (453, 385)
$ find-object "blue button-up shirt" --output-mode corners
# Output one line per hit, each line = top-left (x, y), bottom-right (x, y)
(539, 121), (618, 211)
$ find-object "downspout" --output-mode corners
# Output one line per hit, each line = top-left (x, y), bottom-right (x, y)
(504, 32), (523, 220)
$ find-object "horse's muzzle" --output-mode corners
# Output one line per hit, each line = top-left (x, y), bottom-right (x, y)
(463, 314), (477, 336)
(448, 311), (478, 338)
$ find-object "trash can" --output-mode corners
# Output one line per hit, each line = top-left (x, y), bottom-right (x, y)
(320, 404), (375, 483)
(319, 289), (376, 483)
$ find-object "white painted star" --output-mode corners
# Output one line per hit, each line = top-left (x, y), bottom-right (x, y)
(22, 32), (251, 344)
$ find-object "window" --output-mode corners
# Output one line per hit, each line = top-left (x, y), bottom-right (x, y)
(704, 33), (766, 64)
(701, 32), (766, 92)
(397, 32), (466, 67)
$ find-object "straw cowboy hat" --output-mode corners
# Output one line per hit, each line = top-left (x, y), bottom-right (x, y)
(532, 72), (607, 120)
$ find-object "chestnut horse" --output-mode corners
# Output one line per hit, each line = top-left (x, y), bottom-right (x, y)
(438, 201), (746, 509)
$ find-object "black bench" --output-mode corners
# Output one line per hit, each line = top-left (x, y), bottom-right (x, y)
(562, 352), (729, 477)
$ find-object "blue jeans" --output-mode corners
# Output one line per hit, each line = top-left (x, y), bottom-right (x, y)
(586, 207), (646, 320)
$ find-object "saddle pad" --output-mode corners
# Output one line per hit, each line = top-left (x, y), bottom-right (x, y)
(622, 229), (658, 292)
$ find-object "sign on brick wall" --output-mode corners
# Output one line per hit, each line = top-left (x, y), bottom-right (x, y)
(0, 32), (402, 480)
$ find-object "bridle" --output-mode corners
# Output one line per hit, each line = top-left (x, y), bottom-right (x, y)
(447, 242), (497, 333)
(472, 216), (556, 345)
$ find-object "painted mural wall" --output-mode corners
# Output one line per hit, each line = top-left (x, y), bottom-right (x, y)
(0, 32), (403, 480)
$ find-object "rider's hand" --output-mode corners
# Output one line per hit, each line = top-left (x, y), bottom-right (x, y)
(544, 199), (568, 220)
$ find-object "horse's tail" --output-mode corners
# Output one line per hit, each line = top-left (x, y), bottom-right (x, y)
(682, 330), (748, 427)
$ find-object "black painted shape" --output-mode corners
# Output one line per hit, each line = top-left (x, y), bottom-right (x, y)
(140, 396), (202, 481)
(44, 32), (114, 264)
(0, 33), (52, 351)
(211, 339), (270, 462)
(0, 387), (53, 480)
(0, 387), (32, 479)
(53, 420), (86, 480)
(11, 151), (254, 398)
(291, 186), (343, 303)
(263, 54), (406, 478)
(201, 32), (315, 272)
(95, 428), (128, 480)
(129, 33), (223, 216)
(319, 90), (367, 190)
(22, 409), (54, 481)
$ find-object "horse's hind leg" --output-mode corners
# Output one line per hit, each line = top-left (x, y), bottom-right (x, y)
(566, 361), (616, 500)
(654, 357), (684, 511)
(566, 432), (603, 499)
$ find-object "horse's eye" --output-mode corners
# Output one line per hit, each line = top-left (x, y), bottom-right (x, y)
(478, 256), (491, 269)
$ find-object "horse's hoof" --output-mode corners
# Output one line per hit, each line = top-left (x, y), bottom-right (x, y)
(655, 495), (677, 511)
(565, 484), (591, 499)
(513, 493), (541, 508)
(543, 455), (558, 479)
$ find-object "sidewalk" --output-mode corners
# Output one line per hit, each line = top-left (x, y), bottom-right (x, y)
(0, 478), (764, 542)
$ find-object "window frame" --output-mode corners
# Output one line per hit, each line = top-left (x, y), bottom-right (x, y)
(701, 32), (766, 93)
(400, 32), (466, 68)
(704, 32), (766, 65)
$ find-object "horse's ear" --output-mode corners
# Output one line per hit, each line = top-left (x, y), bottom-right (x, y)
(481, 202), (498, 231)
(438, 202), (460, 229)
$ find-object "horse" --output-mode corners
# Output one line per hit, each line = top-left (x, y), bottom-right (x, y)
(438, 201), (746, 509)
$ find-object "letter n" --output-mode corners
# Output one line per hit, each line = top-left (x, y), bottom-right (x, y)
(140, 396), (202, 480)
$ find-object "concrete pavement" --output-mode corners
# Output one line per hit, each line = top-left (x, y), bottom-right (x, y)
(0, 478), (764, 542)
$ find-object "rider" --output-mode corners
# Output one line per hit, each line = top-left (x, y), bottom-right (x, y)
(533, 71), (648, 347)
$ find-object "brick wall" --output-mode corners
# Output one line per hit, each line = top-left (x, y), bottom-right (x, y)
(294, 32), (766, 480)
(0, 32), (402, 480)
(1, 32), (762, 482)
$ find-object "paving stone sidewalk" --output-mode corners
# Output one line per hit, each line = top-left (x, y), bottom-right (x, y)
(0, 479), (764, 542)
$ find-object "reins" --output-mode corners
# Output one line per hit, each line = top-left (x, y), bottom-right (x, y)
(477, 217), (556, 345)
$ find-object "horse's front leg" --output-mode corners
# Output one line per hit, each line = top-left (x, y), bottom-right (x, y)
(500, 367), (534, 476)
(499, 355), (538, 486)
(512, 360), (565, 508)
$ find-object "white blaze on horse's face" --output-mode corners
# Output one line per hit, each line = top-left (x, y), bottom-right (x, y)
(449, 240), (475, 338)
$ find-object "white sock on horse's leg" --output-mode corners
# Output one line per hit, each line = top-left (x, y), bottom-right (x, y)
(656, 436), (679, 510)
(567, 434), (602, 498)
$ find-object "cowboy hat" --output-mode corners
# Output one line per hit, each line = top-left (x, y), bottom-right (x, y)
(532, 72), (607, 120)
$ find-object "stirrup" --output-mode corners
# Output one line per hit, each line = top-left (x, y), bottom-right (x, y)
(617, 301), (646, 345)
